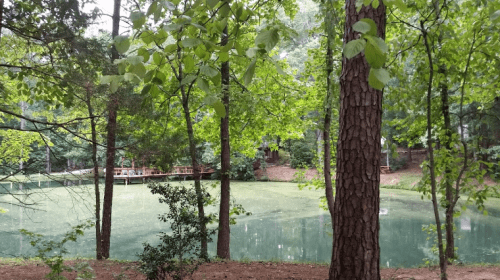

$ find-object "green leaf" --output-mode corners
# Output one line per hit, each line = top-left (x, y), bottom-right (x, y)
(207, 0), (219, 9)
(203, 94), (218, 105)
(130, 11), (146, 29)
(195, 45), (207, 59)
(359, 18), (377, 36)
(124, 73), (141, 83)
(154, 29), (168, 45)
(138, 48), (150, 62)
(163, 1), (176, 10)
(211, 71), (221, 86)
(181, 74), (197, 85)
(197, 78), (211, 95)
(183, 56), (195, 73)
(130, 63), (147, 78)
(142, 84), (152, 95)
(200, 65), (218, 77)
(163, 23), (182, 32)
(243, 58), (257, 86)
(365, 41), (386, 68)
(100, 75), (113, 84)
(213, 100), (226, 118)
(344, 39), (366, 59)
(144, 70), (155, 83)
(114, 36), (130, 54)
(191, 23), (207, 32)
(140, 31), (154, 44)
(118, 63), (127, 75)
(235, 42), (244, 56)
(368, 68), (390, 90)
(246, 47), (259, 58)
(363, 0), (372, 6)
(272, 60), (286, 76)
(491, 10), (500, 22)
(146, 1), (158, 16)
(126, 55), (144, 65)
(181, 38), (202, 48)
(219, 51), (229, 62)
(153, 52), (164, 65)
(255, 29), (280, 52)
(372, 0), (379, 8)
(352, 21), (371, 34)
(164, 44), (177, 54)
(110, 79), (119, 93)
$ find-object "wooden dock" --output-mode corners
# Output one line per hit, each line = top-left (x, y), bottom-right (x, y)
(108, 166), (215, 184)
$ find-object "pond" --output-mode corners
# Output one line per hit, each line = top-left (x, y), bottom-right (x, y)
(1, 179), (500, 267)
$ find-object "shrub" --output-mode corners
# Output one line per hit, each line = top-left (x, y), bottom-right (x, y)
(389, 156), (407, 171)
(20, 221), (95, 280)
(278, 150), (290, 165)
(290, 141), (315, 168)
(138, 182), (215, 280)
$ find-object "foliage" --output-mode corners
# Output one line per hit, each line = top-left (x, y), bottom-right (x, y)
(138, 182), (216, 280)
(290, 141), (315, 168)
(278, 150), (291, 165)
(19, 221), (95, 280)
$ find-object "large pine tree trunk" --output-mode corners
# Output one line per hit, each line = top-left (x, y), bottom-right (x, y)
(101, 0), (121, 259)
(217, 24), (231, 260)
(330, 3), (385, 279)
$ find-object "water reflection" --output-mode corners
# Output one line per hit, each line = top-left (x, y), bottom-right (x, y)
(1, 182), (500, 267)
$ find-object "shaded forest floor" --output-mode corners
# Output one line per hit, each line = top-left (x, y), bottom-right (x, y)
(2, 258), (500, 279)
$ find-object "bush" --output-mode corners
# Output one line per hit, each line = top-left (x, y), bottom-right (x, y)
(389, 156), (407, 171)
(290, 141), (315, 168)
(20, 221), (95, 280)
(278, 150), (290, 165)
(138, 182), (215, 280)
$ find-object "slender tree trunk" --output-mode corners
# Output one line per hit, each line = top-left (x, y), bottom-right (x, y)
(177, 43), (208, 260)
(330, 3), (385, 279)
(441, 77), (455, 262)
(181, 90), (208, 259)
(217, 24), (231, 260)
(324, 6), (335, 222)
(19, 101), (27, 171)
(101, 0), (121, 259)
(45, 145), (51, 173)
(422, 22), (447, 280)
(0, 0), (4, 42)
(86, 84), (102, 260)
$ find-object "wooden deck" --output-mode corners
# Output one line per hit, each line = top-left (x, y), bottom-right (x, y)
(108, 166), (215, 184)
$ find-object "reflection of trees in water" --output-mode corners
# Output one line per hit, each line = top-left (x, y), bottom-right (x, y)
(457, 219), (500, 264)
(380, 218), (429, 267)
(225, 213), (332, 262)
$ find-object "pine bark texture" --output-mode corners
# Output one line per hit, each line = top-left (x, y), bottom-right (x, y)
(330, 3), (385, 280)
(217, 24), (231, 260)
(101, 0), (121, 259)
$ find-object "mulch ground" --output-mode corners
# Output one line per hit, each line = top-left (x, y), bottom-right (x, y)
(2, 259), (500, 279)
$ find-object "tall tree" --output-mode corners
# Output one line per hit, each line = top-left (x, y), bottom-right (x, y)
(101, 0), (121, 260)
(330, 2), (386, 279)
(217, 20), (231, 259)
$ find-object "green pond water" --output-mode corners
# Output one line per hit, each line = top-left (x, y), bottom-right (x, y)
(1, 179), (500, 267)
